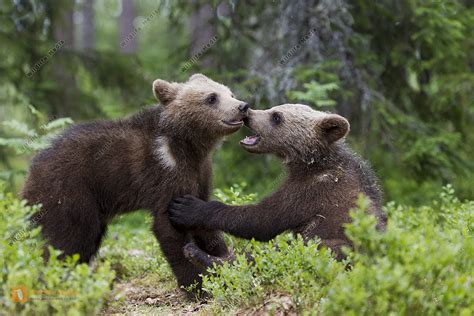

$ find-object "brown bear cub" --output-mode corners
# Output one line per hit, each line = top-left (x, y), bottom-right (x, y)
(169, 104), (387, 266)
(21, 74), (248, 291)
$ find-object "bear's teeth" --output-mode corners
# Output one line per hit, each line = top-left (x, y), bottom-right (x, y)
(241, 135), (259, 145)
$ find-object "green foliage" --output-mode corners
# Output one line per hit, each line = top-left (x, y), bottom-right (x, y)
(202, 185), (474, 315)
(203, 236), (344, 312)
(0, 106), (72, 155)
(1, 0), (473, 204)
(213, 183), (263, 251)
(0, 105), (72, 190)
(1, 0), (473, 313)
(213, 183), (258, 205)
(0, 182), (115, 315)
(349, 0), (474, 202)
(324, 186), (474, 315)
(288, 81), (339, 108)
(288, 61), (342, 108)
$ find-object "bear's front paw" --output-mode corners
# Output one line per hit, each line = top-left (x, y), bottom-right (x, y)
(168, 195), (206, 228)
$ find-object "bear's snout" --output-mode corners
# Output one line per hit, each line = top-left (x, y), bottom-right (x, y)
(238, 103), (249, 114)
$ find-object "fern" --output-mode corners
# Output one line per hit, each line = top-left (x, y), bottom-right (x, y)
(42, 118), (74, 131)
(288, 81), (339, 108)
(0, 107), (73, 155)
(2, 120), (37, 137)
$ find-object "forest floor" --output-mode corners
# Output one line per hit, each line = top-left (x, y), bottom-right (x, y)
(97, 220), (290, 316)
(101, 269), (293, 315)
(97, 213), (221, 315)
(101, 273), (210, 315)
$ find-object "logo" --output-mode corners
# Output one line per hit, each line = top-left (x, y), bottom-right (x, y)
(12, 287), (28, 303)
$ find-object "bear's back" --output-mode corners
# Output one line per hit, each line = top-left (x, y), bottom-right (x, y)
(22, 108), (161, 207)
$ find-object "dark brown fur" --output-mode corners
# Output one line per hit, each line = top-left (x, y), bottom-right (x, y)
(21, 74), (248, 292)
(169, 104), (387, 264)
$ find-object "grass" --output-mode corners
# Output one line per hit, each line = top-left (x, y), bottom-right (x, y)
(1, 184), (473, 315)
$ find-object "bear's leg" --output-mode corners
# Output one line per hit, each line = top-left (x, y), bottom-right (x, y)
(151, 213), (207, 292)
(192, 229), (229, 257)
(319, 239), (351, 261)
(183, 242), (235, 270)
(39, 199), (107, 263)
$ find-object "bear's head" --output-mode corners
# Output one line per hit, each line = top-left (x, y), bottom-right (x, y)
(240, 104), (350, 163)
(153, 74), (248, 137)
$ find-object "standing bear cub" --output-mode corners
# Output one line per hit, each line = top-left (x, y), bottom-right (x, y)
(22, 74), (248, 291)
(169, 104), (387, 264)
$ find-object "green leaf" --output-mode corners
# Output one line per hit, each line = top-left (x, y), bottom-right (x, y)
(42, 118), (73, 131)
(2, 120), (37, 137)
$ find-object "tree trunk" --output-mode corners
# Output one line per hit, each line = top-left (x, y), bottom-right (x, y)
(53, 2), (74, 49)
(82, 0), (95, 50)
(50, 1), (79, 117)
(119, 0), (137, 54)
(189, 2), (215, 68)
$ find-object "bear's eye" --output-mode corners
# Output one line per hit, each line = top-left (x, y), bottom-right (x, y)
(271, 112), (282, 125)
(206, 93), (218, 105)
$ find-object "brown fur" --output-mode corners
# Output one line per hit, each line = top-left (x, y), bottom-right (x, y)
(21, 74), (248, 292)
(169, 104), (387, 263)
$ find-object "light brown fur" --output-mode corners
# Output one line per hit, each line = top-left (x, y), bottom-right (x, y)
(169, 104), (386, 265)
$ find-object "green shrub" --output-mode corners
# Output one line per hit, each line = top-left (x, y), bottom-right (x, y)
(323, 187), (474, 315)
(0, 182), (115, 315)
(202, 185), (474, 315)
(213, 183), (258, 206)
(203, 236), (345, 311)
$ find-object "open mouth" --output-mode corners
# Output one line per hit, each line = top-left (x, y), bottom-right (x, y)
(222, 119), (244, 127)
(240, 135), (261, 146)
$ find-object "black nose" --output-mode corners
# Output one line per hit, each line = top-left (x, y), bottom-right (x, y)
(239, 103), (249, 113)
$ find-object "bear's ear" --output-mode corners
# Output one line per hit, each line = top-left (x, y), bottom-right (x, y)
(319, 114), (350, 143)
(152, 79), (179, 105)
(188, 73), (209, 82)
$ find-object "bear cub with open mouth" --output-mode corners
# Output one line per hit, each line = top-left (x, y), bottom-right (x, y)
(169, 104), (387, 266)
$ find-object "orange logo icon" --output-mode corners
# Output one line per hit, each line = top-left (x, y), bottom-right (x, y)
(12, 287), (28, 303)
